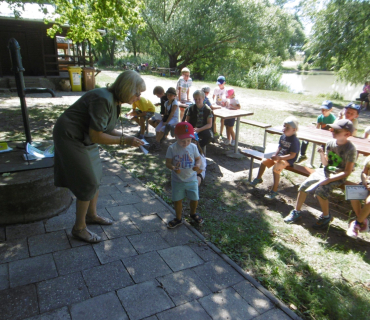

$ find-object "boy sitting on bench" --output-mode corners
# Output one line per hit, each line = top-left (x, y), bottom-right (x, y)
(246, 116), (300, 200)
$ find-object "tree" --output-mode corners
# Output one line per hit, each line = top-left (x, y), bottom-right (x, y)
(140, 0), (304, 69)
(304, 0), (370, 84)
(4, 0), (144, 44)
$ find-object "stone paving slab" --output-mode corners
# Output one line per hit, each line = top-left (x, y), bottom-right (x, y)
(158, 245), (204, 272)
(192, 259), (245, 292)
(128, 232), (170, 254)
(93, 236), (138, 264)
(98, 184), (122, 195)
(101, 220), (141, 239)
(122, 251), (172, 283)
(9, 254), (58, 287)
(0, 262), (9, 291)
(37, 272), (90, 313)
(28, 230), (70, 256)
(106, 204), (142, 221)
(25, 306), (71, 320)
(198, 287), (259, 320)
(117, 280), (174, 320)
(0, 284), (39, 320)
(53, 245), (100, 275)
(6, 221), (45, 240)
(187, 242), (221, 262)
(233, 280), (274, 314)
(45, 211), (75, 232)
(101, 175), (128, 185)
(0, 238), (29, 263)
(133, 199), (169, 216)
(96, 194), (118, 209)
(159, 223), (199, 246)
(131, 214), (167, 233)
(70, 292), (128, 320)
(111, 192), (142, 205)
(157, 269), (212, 306)
(156, 300), (212, 320)
(82, 260), (134, 297)
(253, 307), (293, 320)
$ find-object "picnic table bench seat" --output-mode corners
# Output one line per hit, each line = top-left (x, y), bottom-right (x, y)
(240, 119), (271, 149)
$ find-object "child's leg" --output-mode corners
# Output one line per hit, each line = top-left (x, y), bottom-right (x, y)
(189, 200), (198, 215)
(230, 127), (235, 141)
(139, 117), (146, 135)
(317, 196), (329, 216)
(174, 200), (183, 220)
(156, 131), (165, 143)
(226, 126), (231, 141)
(220, 119), (224, 136)
(295, 191), (307, 211)
(350, 200), (362, 218)
(256, 158), (274, 179)
(272, 171), (280, 192)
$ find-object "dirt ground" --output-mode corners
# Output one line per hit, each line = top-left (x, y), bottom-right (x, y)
(1, 71), (370, 257)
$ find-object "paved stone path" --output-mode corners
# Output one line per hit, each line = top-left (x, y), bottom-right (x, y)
(0, 150), (299, 320)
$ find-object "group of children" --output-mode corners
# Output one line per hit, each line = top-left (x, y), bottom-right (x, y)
(128, 66), (370, 238)
(246, 98), (369, 237)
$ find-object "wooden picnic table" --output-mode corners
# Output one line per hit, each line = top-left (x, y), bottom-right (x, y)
(266, 126), (370, 166)
(213, 108), (254, 158)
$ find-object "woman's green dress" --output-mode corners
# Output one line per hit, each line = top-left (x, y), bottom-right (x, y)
(53, 88), (120, 201)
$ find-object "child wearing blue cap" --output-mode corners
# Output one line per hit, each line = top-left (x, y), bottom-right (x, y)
(298, 100), (336, 162)
(337, 103), (360, 137)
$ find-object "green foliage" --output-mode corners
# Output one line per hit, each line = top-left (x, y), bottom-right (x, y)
(140, 0), (305, 69)
(5, 0), (145, 44)
(304, 0), (370, 84)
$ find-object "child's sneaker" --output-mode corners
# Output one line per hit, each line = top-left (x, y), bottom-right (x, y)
(346, 220), (361, 239)
(224, 140), (230, 145)
(245, 178), (263, 187)
(284, 209), (301, 223)
(265, 190), (278, 199)
(296, 155), (307, 163)
(312, 214), (333, 230)
(230, 140), (235, 146)
(360, 219), (369, 233)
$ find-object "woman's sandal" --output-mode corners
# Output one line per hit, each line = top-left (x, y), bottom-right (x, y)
(167, 218), (183, 229)
(71, 227), (102, 243)
(85, 215), (113, 225)
(190, 214), (204, 225)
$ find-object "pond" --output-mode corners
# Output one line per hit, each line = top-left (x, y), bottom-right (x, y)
(281, 71), (363, 101)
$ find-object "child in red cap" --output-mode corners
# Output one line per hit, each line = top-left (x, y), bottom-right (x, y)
(165, 122), (204, 228)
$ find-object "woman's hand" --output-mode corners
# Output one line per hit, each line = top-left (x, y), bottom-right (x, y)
(124, 136), (144, 147)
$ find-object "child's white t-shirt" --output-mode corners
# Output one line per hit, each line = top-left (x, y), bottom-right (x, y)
(176, 76), (192, 101)
(164, 99), (180, 123)
(228, 98), (240, 108)
(213, 87), (227, 105)
(166, 142), (200, 182)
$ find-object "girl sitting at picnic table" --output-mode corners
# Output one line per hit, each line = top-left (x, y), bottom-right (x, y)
(246, 116), (300, 200)
(224, 88), (241, 146)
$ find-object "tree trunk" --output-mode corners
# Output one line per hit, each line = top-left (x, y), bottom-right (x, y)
(169, 54), (177, 68)
(109, 36), (116, 66)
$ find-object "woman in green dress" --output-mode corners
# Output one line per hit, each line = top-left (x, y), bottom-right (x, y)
(53, 71), (145, 243)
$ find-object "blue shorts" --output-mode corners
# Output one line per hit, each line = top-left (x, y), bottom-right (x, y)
(224, 118), (236, 127)
(172, 180), (199, 202)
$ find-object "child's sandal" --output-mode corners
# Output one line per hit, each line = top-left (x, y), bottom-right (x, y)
(167, 218), (183, 229)
(190, 214), (204, 225)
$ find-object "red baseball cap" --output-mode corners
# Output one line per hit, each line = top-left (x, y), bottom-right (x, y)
(174, 122), (195, 139)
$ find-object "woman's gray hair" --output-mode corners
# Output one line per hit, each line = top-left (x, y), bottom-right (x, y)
(193, 90), (205, 99)
(107, 71), (146, 103)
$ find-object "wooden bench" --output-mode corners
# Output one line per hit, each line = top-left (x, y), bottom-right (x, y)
(240, 148), (315, 181)
(240, 119), (271, 149)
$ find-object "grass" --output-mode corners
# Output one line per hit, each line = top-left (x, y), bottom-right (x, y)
(2, 72), (370, 319)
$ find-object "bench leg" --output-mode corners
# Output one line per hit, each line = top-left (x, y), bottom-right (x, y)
(263, 130), (267, 150)
(249, 158), (254, 181)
